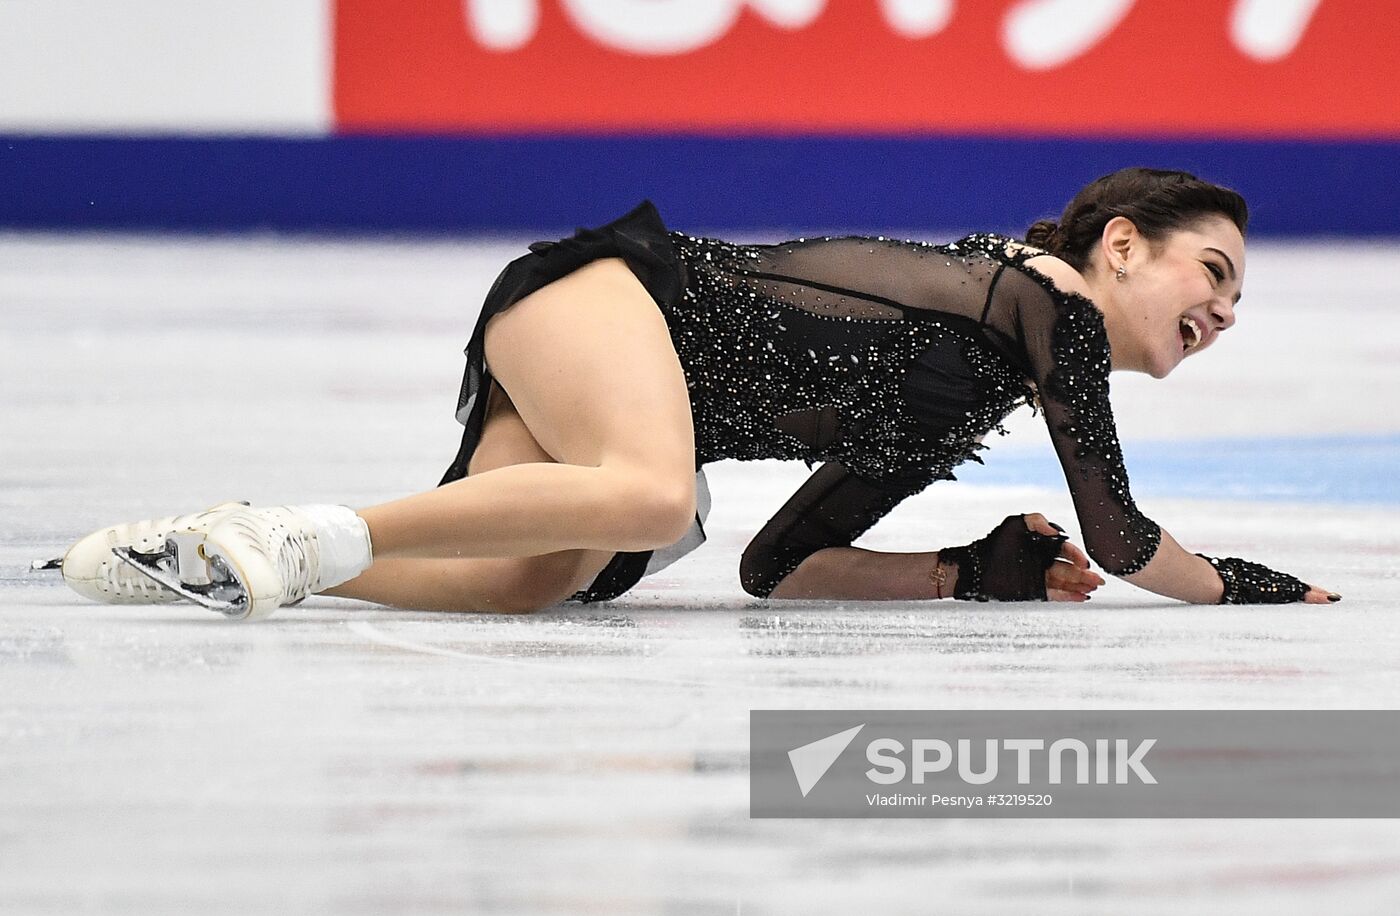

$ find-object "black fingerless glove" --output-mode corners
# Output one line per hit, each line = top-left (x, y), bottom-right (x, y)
(940, 515), (1068, 601)
(1196, 554), (1308, 604)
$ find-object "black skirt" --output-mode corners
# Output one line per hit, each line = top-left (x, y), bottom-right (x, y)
(439, 200), (695, 603)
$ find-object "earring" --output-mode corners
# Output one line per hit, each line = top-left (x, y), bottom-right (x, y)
(1115, 264), (1127, 281)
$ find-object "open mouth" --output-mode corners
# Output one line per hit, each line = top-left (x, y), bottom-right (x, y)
(1178, 316), (1203, 353)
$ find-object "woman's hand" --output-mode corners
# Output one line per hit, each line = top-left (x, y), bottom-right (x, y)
(1023, 513), (1105, 602)
(1192, 552), (1342, 605)
(1302, 585), (1342, 604)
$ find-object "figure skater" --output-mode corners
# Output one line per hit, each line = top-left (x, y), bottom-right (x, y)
(49, 167), (1340, 619)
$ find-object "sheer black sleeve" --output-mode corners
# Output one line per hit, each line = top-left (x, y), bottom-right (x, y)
(740, 462), (932, 597)
(732, 236), (1161, 589)
(995, 266), (1163, 575)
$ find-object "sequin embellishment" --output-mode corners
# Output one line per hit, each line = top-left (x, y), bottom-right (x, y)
(1198, 554), (1309, 604)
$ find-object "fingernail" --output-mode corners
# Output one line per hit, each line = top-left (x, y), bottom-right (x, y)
(1328, 593), (1342, 602)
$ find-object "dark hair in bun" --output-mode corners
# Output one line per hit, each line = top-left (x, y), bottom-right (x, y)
(1026, 167), (1248, 272)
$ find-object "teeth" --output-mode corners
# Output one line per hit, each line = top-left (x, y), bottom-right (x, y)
(1179, 317), (1202, 350)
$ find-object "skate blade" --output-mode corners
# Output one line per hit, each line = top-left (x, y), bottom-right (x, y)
(31, 557), (63, 571)
(111, 546), (249, 618)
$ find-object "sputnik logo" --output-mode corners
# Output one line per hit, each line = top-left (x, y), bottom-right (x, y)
(788, 724), (864, 797)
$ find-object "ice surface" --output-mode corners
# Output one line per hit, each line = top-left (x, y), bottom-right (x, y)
(2, 233), (1399, 914)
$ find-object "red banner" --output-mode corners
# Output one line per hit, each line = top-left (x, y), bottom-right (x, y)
(335, 0), (1400, 138)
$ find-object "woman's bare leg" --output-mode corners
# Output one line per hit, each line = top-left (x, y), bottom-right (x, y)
(326, 383), (616, 612)
(356, 257), (697, 560)
(325, 257), (694, 611)
(329, 551), (606, 613)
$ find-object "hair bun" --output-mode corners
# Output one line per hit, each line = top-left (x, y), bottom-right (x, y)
(1024, 219), (1059, 250)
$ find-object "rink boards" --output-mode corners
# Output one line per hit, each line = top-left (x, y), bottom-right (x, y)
(3, 1), (1399, 233)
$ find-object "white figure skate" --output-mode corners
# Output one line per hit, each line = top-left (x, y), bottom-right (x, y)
(193, 507), (326, 620)
(47, 502), (249, 608)
(41, 504), (371, 621)
(120, 505), (369, 621)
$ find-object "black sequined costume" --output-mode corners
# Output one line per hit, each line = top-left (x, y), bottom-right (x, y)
(442, 201), (1300, 605)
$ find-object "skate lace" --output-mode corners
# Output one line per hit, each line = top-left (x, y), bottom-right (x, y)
(76, 502), (246, 604)
(277, 532), (313, 602)
(103, 560), (172, 599)
(276, 528), (318, 603)
(100, 514), (182, 600)
(216, 511), (320, 604)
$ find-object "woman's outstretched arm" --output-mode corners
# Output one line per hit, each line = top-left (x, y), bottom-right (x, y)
(1118, 528), (1225, 603)
(1013, 257), (1336, 604)
(1122, 527), (1338, 605)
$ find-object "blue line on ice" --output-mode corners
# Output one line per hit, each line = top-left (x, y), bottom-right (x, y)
(961, 434), (1400, 505)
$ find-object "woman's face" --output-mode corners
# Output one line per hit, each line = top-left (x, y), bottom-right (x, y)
(1113, 216), (1246, 378)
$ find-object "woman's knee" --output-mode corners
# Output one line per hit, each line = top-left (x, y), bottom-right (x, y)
(615, 473), (697, 550)
(476, 555), (589, 614)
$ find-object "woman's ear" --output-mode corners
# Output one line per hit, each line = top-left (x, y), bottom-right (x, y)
(1100, 215), (1139, 270)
